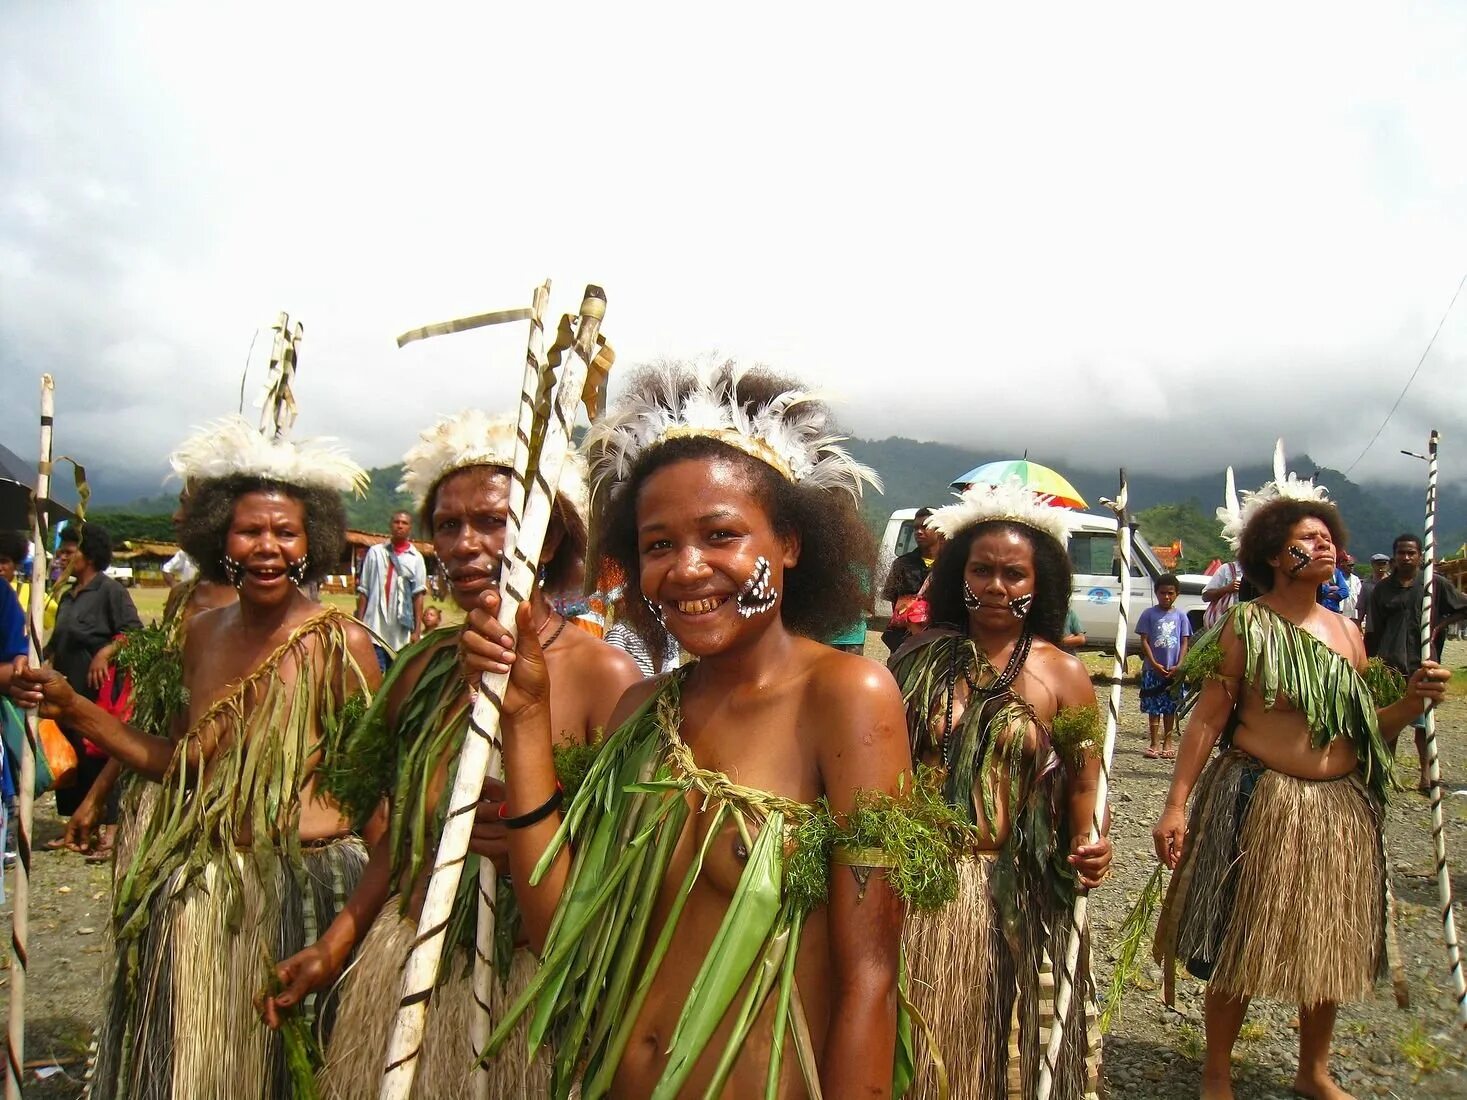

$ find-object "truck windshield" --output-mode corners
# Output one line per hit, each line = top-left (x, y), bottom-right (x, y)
(1067, 530), (1157, 579)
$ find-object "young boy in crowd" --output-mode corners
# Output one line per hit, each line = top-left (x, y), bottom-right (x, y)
(1138, 574), (1191, 759)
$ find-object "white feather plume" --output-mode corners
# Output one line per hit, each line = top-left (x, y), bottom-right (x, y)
(583, 359), (881, 501)
(1217, 466), (1244, 550)
(1228, 439), (1331, 547)
(928, 477), (1073, 548)
(169, 416), (368, 496)
(397, 409), (589, 524)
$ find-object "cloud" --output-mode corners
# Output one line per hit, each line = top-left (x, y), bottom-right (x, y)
(2, 1), (1465, 502)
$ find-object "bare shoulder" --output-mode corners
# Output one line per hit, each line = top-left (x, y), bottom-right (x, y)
(605, 673), (671, 733)
(182, 603), (234, 656)
(1029, 638), (1095, 708)
(562, 628), (643, 693)
(804, 642), (906, 745)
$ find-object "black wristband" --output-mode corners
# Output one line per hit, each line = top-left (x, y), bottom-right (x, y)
(502, 785), (563, 830)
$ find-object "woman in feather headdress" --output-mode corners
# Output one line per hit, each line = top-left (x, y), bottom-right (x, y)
(260, 410), (643, 1098)
(15, 417), (382, 1100)
(457, 360), (967, 1098)
(1151, 443), (1449, 1100)
(887, 480), (1113, 1100)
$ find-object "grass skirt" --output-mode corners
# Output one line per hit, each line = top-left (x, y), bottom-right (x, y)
(904, 854), (1098, 1100)
(319, 907), (548, 1099)
(1155, 750), (1385, 1006)
(87, 836), (368, 1100)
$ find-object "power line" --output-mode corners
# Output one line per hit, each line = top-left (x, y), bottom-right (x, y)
(1344, 268), (1467, 475)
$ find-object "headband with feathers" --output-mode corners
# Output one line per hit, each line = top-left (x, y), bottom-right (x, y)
(398, 409), (589, 524)
(1220, 439), (1332, 550)
(928, 477), (1072, 548)
(583, 360), (881, 501)
(169, 415), (368, 496)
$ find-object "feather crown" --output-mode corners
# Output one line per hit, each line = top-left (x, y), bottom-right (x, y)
(583, 359), (881, 501)
(1222, 439), (1331, 550)
(929, 477), (1072, 548)
(169, 416), (368, 496)
(398, 409), (589, 524)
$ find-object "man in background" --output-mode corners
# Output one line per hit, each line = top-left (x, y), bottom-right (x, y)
(1358, 553), (1390, 633)
(355, 510), (427, 670)
(880, 506), (938, 653)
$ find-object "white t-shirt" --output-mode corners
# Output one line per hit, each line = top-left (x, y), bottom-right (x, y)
(357, 541), (428, 651)
(1202, 561), (1243, 628)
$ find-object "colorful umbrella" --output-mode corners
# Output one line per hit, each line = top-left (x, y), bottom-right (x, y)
(949, 459), (1088, 509)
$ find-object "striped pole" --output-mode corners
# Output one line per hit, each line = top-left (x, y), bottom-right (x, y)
(379, 285), (606, 1100)
(1417, 430), (1467, 1027)
(469, 280), (550, 1100)
(1038, 470), (1131, 1100)
(7, 376), (55, 1100)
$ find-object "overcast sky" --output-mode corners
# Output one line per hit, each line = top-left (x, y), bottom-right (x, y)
(3, 2), (1465, 501)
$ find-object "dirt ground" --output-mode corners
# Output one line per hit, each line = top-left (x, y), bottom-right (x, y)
(4, 634), (1466, 1098)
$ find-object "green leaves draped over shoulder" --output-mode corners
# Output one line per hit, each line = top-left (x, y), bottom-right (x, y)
(785, 765), (975, 914)
(1180, 603), (1395, 798)
(111, 623), (187, 737)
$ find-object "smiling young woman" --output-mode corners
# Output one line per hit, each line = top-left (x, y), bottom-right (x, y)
(460, 362), (966, 1098)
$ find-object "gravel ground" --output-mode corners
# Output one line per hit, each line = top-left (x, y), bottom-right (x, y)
(4, 639), (1466, 1098)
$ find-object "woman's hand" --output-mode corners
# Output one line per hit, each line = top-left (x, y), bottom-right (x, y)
(1069, 834), (1112, 889)
(460, 594), (550, 722)
(87, 646), (115, 692)
(256, 942), (345, 1030)
(469, 775), (511, 875)
(1406, 660), (1451, 713)
(61, 798), (100, 852)
(10, 661), (79, 719)
(1152, 804), (1187, 869)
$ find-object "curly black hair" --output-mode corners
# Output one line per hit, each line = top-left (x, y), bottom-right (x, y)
(420, 467), (587, 595)
(79, 524), (115, 572)
(595, 364), (876, 642)
(1238, 498), (1348, 593)
(179, 475), (347, 585)
(0, 530), (27, 565)
(926, 520), (1072, 645)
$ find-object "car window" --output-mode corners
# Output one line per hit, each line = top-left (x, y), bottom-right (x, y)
(1069, 532), (1145, 578)
(894, 521), (918, 558)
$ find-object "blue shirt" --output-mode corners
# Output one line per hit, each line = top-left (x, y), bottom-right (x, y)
(1318, 568), (1350, 612)
(0, 582), (24, 662)
(1136, 605), (1191, 669)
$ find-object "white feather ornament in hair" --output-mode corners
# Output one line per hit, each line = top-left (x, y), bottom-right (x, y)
(1233, 439), (1331, 542)
(1217, 466), (1245, 550)
(929, 477), (1073, 548)
(169, 416), (368, 496)
(584, 360), (881, 501)
(397, 409), (589, 524)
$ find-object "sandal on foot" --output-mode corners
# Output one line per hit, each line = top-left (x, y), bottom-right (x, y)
(1143, 747), (1160, 759)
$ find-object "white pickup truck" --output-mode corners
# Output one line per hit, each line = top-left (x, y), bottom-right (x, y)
(874, 507), (1206, 651)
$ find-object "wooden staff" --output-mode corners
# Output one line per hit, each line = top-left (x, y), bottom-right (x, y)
(1037, 471), (1131, 1100)
(1416, 430), (1467, 1027)
(379, 285), (606, 1100)
(7, 376), (55, 1100)
(469, 279), (550, 1100)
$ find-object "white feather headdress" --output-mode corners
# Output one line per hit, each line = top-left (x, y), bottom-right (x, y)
(583, 360), (881, 500)
(398, 409), (589, 524)
(929, 477), (1072, 548)
(1216, 466), (1243, 551)
(1222, 439), (1331, 549)
(169, 416), (368, 496)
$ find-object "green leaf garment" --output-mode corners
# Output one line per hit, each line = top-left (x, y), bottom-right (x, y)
(1172, 602), (1405, 799)
(477, 665), (968, 1100)
(91, 607), (373, 1100)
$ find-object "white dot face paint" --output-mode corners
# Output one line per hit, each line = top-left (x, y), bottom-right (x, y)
(735, 555), (778, 618)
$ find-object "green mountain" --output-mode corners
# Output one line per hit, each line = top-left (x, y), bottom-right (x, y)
(1134, 501), (1231, 571)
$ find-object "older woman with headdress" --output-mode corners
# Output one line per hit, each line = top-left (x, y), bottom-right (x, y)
(15, 418), (380, 1100)
(260, 411), (643, 1098)
(888, 481), (1113, 1100)
(459, 361), (966, 1097)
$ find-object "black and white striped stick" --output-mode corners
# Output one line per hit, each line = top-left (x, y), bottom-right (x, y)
(380, 286), (604, 1099)
(7, 376), (54, 1100)
(1038, 471), (1130, 1100)
(1417, 430), (1467, 1027)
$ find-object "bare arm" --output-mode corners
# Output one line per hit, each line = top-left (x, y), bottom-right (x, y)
(12, 661), (178, 779)
(817, 661), (910, 1098)
(1052, 655), (1110, 888)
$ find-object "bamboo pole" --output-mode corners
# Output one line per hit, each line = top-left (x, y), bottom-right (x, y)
(7, 375), (55, 1100)
(1417, 430), (1467, 1027)
(469, 279), (551, 1100)
(1037, 470), (1131, 1100)
(379, 285), (606, 1100)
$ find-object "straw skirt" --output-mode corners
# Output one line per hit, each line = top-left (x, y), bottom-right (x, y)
(904, 854), (1099, 1100)
(1155, 749), (1385, 1006)
(319, 907), (548, 1099)
(88, 836), (368, 1100)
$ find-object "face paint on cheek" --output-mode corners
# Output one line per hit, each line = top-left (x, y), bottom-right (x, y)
(1009, 593), (1033, 620)
(285, 555), (311, 586)
(736, 556), (778, 618)
(1286, 544), (1311, 575)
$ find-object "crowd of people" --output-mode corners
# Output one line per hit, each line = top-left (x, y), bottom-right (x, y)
(0, 363), (1461, 1100)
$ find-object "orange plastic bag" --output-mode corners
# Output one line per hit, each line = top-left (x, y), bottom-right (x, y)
(38, 718), (77, 790)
